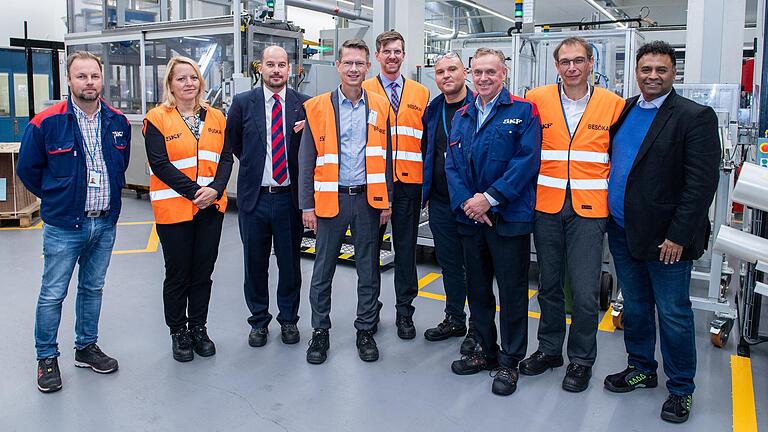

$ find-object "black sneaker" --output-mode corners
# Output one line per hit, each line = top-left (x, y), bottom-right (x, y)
(281, 324), (300, 344)
(424, 315), (467, 342)
(190, 325), (216, 357)
(395, 314), (416, 340)
(562, 363), (592, 392)
(171, 329), (194, 362)
(661, 393), (693, 423)
(460, 327), (480, 355)
(356, 329), (379, 362)
(37, 358), (62, 393)
(248, 327), (269, 347)
(519, 350), (564, 376)
(490, 366), (519, 396)
(306, 329), (330, 365)
(604, 365), (658, 393)
(451, 352), (499, 375)
(74, 344), (119, 373)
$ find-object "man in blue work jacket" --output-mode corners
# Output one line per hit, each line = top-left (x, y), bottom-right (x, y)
(17, 51), (131, 393)
(445, 47), (541, 396)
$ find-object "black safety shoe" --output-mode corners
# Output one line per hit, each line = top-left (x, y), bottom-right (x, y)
(604, 365), (658, 393)
(306, 329), (330, 365)
(171, 329), (194, 362)
(190, 325), (216, 357)
(74, 344), (119, 373)
(281, 323), (300, 344)
(451, 352), (498, 375)
(37, 358), (62, 393)
(396, 314), (416, 340)
(491, 366), (519, 396)
(562, 363), (592, 392)
(519, 350), (564, 376)
(248, 327), (269, 347)
(424, 315), (467, 342)
(356, 329), (379, 362)
(661, 393), (693, 423)
(460, 326), (480, 355)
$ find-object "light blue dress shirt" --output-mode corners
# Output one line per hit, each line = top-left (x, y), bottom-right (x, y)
(379, 73), (404, 105)
(475, 90), (502, 131)
(637, 90), (671, 109)
(338, 87), (368, 186)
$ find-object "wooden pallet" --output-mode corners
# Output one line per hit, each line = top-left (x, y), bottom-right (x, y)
(0, 201), (41, 228)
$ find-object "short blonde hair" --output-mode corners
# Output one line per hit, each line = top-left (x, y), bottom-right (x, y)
(161, 56), (208, 109)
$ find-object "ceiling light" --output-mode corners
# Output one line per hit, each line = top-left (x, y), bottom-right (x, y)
(451, 0), (515, 24)
(584, 0), (627, 28)
(336, 0), (374, 12)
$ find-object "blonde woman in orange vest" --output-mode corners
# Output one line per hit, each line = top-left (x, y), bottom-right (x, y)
(521, 37), (625, 392)
(363, 31), (429, 340)
(299, 39), (393, 365)
(143, 56), (233, 363)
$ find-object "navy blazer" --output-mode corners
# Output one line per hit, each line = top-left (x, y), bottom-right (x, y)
(226, 86), (311, 214)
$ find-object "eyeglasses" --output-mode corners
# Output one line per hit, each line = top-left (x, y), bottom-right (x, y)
(557, 56), (589, 68)
(434, 52), (461, 64)
(340, 61), (367, 70)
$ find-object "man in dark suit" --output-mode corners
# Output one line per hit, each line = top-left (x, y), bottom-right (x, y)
(603, 41), (720, 424)
(226, 45), (311, 347)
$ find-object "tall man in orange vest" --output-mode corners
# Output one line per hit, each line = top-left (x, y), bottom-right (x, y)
(363, 31), (429, 340)
(521, 37), (625, 392)
(299, 39), (393, 365)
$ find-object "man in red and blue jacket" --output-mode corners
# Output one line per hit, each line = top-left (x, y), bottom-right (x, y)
(17, 51), (130, 394)
(444, 48), (541, 396)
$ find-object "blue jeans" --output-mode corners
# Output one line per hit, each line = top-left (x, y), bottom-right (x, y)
(607, 220), (696, 395)
(35, 217), (116, 360)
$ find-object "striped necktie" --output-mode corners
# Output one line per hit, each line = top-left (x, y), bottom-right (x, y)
(389, 82), (400, 113)
(271, 94), (287, 185)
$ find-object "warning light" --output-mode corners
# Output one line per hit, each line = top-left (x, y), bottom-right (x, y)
(760, 142), (768, 153)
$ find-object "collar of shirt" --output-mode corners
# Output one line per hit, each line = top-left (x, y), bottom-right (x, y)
(379, 73), (404, 90)
(475, 90), (502, 116)
(72, 100), (102, 121)
(560, 83), (591, 105)
(263, 85), (287, 104)
(637, 90), (671, 109)
(338, 86), (366, 109)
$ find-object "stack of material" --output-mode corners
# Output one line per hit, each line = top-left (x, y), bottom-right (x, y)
(0, 143), (39, 224)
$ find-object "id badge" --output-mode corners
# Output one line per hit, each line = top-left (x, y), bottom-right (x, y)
(88, 170), (102, 188)
(368, 110), (378, 125)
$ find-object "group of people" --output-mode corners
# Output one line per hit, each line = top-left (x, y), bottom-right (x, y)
(17, 31), (720, 424)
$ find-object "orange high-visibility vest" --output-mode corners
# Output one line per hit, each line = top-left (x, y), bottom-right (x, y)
(304, 90), (390, 218)
(526, 84), (624, 218)
(363, 76), (428, 184)
(143, 105), (228, 224)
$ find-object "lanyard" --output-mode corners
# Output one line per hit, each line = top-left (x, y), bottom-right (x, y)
(442, 96), (467, 139)
(80, 112), (102, 169)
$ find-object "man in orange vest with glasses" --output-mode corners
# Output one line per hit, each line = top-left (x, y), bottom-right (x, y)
(299, 39), (393, 365)
(363, 31), (429, 340)
(521, 37), (625, 393)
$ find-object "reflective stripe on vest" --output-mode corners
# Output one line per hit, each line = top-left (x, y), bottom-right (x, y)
(304, 90), (391, 218)
(525, 84), (624, 217)
(143, 105), (228, 224)
(363, 77), (428, 184)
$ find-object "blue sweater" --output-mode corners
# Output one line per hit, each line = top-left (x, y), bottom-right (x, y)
(608, 104), (658, 227)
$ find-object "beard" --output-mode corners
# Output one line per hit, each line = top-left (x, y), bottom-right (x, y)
(74, 88), (100, 101)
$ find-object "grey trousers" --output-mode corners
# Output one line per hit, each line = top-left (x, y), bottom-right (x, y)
(533, 191), (607, 366)
(309, 193), (383, 331)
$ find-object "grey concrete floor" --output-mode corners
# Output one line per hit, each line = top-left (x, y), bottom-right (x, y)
(0, 193), (766, 432)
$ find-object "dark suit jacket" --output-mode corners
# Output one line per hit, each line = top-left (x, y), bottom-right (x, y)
(609, 89), (721, 261)
(226, 86), (311, 214)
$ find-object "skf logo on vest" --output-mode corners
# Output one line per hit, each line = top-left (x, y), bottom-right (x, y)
(207, 127), (222, 135)
(587, 123), (609, 131)
(503, 118), (522, 125)
(319, 135), (325, 142)
(542, 122), (553, 129)
(406, 103), (423, 112)
(165, 133), (182, 142)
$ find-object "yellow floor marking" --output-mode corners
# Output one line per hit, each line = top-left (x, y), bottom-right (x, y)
(1, 219), (156, 231)
(418, 272), (442, 289)
(338, 253), (353, 259)
(528, 289), (536, 299)
(597, 305), (617, 333)
(112, 223), (159, 255)
(304, 247), (316, 253)
(731, 355), (758, 432)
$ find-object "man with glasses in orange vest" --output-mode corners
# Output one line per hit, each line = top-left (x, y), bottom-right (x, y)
(521, 37), (625, 393)
(363, 31), (429, 340)
(300, 39), (393, 365)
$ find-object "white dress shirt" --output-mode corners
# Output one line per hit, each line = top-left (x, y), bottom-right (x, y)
(262, 85), (289, 186)
(560, 84), (591, 137)
(637, 90), (671, 110)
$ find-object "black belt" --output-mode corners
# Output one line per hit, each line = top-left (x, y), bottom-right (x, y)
(260, 185), (291, 194)
(338, 185), (365, 195)
(84, 210), (108, 218)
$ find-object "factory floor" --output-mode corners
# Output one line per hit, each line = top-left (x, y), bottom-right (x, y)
(0, 193), (765, 432)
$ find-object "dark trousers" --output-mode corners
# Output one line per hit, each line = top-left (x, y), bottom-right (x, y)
(461, 226), (530, 368)
(607, 220), (696, 395)
(533, 191), (607, 366)
(380, 181), (421, 317)
(239, 192), (303, 329)
(156, 206), (224, 333)
(310, 193), (383, 331)
(428, 197), (468, 322)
